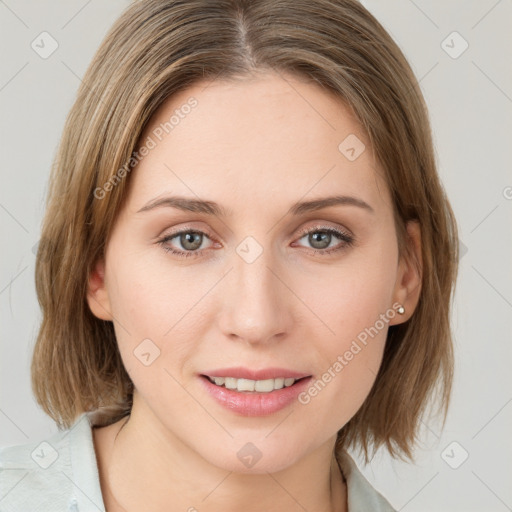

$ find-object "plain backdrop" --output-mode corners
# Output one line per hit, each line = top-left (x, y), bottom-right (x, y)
(1, 1), (511, 511)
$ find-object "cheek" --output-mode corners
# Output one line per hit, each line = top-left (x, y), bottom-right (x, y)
(296, 296), (391, 436)
(107, 248), (205, 335)
(300, 242), (397, 348)
(293, 248), (397, 423)
(104, 253), (189, 373)
(105, 249), (227, 397)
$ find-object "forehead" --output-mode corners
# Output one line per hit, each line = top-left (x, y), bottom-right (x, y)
(129, 72), (391, 215)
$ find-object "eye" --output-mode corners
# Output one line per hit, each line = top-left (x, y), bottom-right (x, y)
(157, 229), (215, 259)
(292, 225), (355, 255)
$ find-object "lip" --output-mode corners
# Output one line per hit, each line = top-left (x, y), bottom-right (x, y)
(201, 367), (311, 381)
(198, 374), (313, 417)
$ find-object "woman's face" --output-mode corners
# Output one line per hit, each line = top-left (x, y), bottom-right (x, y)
(88, 71), (420, 473)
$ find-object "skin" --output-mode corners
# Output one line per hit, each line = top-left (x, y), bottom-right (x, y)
(87, 71), (422, 512)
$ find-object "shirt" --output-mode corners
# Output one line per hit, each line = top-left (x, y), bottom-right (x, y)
(0, 413), (397, 511)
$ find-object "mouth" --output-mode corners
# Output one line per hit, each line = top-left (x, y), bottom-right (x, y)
(200, 374), (311, 394)
(198, 372), (314, 416)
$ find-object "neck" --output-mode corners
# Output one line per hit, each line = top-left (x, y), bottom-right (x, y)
(94, 391), (347, 512)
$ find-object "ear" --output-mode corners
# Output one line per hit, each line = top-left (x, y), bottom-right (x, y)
(86, 258), (113, 321)
(388, 220), (422, 325)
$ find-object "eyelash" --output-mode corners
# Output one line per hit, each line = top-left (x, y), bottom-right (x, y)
(157, 225), (355, 259)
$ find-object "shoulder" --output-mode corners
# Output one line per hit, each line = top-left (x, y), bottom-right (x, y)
(336, 450), (397, 512)
(0, 413), (105, 512)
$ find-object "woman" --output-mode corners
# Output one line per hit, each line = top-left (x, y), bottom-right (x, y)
(0, 0), (458, 510)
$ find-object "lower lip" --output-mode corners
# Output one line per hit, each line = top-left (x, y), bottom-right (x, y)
(198, 375), (312, 416)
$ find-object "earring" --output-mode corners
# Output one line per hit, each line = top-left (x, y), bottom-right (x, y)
(397, 305), (405, 315)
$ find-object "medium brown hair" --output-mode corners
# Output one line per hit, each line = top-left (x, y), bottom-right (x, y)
(32, 0), (459, 462)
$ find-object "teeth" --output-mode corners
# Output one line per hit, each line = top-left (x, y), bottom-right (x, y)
(208, 376), (299, 392)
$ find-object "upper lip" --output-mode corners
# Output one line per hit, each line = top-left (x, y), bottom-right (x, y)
(201, 367), (311, 381)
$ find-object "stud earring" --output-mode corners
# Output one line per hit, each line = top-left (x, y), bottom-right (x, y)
(397, 305), (405, 315)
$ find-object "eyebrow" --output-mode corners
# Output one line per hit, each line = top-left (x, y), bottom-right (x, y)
(136, 194), (374, 216)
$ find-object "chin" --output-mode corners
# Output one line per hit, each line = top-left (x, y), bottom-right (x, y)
(196, 436), (306, 475)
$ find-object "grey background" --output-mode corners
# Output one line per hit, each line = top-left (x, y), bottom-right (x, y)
(1, 1), (511, 510)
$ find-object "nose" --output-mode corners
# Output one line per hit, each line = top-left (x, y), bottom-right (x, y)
(217, 243), (294, 346)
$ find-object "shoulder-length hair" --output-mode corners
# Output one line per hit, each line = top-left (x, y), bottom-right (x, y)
(32, 0), (459, 463)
